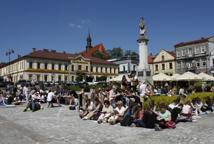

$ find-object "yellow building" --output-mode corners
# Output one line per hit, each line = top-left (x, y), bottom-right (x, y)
(69, 55), (118, 82)
(153, 49), (176, 76)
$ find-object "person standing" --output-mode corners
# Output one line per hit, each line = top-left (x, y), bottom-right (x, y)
(47, 90), (54, 108)
(139, 81), (146, 104)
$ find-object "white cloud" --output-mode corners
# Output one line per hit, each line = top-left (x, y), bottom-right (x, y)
(69, 19), (92, 29)
(68, 23), (82, 29)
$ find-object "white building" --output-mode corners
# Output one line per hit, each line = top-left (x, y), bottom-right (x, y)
(175, 36), (214, 75)
(108, 56), (138, 75)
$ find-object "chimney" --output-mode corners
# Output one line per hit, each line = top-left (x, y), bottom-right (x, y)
(51, 50), (56, 53)
(43, 49), (49, 52)
(32, 48), (36, 52)
(17, 55), (21, 58)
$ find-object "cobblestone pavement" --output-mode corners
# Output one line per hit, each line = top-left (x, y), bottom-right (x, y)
(0, 105), (214, 144)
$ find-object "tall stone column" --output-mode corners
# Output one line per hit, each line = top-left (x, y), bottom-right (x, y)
(137, 17), (152, 83)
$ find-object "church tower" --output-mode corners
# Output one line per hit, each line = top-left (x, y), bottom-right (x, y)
(86, 33), (92, 51)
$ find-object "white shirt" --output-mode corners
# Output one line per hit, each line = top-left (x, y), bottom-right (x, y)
(47, 92), (54, 102)
(182, 104), (191, 114)
(115, 106), (127, 116)
(139, 83), (146, 97)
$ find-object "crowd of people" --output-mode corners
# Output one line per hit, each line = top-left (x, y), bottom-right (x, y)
(0, 75), (214, 131)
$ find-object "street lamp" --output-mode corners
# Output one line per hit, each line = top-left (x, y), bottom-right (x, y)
(5, 48), (14, 81)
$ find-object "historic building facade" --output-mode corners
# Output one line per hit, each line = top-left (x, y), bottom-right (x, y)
(108, 56), (138, 75)
(69, 55), (118, 82)
(0, 48), (71, 82)
(0, 35), (118, 82)
(175, 36), (214, 75)
(152, 50), (176, 76)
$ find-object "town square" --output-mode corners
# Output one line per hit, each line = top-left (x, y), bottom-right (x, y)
(0, 0), (214, 144)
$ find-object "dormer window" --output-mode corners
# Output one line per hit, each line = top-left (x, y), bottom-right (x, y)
(161, 55), (165, 61)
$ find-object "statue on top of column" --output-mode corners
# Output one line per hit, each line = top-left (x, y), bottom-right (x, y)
(139, 17), (147, 39)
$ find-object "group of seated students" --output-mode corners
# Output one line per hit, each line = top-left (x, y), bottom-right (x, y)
(79, 88), (214, 131)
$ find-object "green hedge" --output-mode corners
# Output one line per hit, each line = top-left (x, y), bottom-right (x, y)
(64, 85), (82, 91)
(144, 92), (214, 108)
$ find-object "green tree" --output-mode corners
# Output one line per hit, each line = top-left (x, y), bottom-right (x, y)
(110, 47), (123, 59)
(76, 75), (83, 82)
(92, 50), (104, 59)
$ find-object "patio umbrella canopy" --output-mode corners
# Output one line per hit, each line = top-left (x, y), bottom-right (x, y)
(152, 73), (171, 81)
(176, 71), (202, 81)
(198, 72), (214, 81)
(171, 73), (181, 81)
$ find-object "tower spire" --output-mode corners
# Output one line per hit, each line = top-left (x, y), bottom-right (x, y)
(86, 31), (92, 51)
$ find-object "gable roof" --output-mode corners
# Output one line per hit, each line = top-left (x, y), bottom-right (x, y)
(26, 49), (75, 61)
(82, 55), (117, 66)
(80, 43), (109, 60)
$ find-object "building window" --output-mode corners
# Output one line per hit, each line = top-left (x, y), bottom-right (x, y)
(203, 61), (206, 67)
(45, 63), (48, 69)
(114, 68), (116, 74)
(72, 76), (74, 81)
(71, 65), (74, 71)
(181, 49), (185, 56)
(176, 50), (181, 57)
(64, 76), (67, 81)
(213, 59), (214, 65)
(44, 75), (48, 82)
(161, 56), (165, 61)
(201, 45), (206, 53)
(37, 75), (40, 81)
(37, 62), (40, 69)
(169, 63), (173, 69)
(162, 64), (165, 70)
(52, 64), (55, 70)
(65, 65), (68, 71)
(155, 65), (158, 71)
(105, 67), (108, 73)
(78, 65), (82, 70)
(91, 66), (93, 72)
(29, 62), (33, 69)
(96, 67), (98, 73)
(59, 64), (61, 70)
(100, 67), (103, 73)
(29, 74), (32, 80)
(133, 65), (136, 71)
(58, 75), (61, 81)
(123, 66), (125, 72)
(197, 62), (200, 67)
(86, 66), (88, 72)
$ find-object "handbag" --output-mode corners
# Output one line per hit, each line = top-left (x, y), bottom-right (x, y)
(165, 120), (176, 129)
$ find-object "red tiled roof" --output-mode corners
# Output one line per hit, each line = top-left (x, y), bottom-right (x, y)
(0, 63), (6, 68)
(167, 51), (176, 58)
(83, 55), (117, 66)
(26, 49), (75, 61)
(80, 43), (109, 60)
(174, 37), (210, 48)
(148, 55), (154, 64)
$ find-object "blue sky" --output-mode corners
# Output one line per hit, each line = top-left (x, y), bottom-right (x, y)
(0, 0), (214, 62)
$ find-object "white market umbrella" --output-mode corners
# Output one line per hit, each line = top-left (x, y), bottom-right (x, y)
(171, 73), (181, 81)
(176, 71), (202, 81)
(198, 72), (214, 81)
(152, 73), (171, 81)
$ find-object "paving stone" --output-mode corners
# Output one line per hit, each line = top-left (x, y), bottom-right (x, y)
(0, 106), (214, 144)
